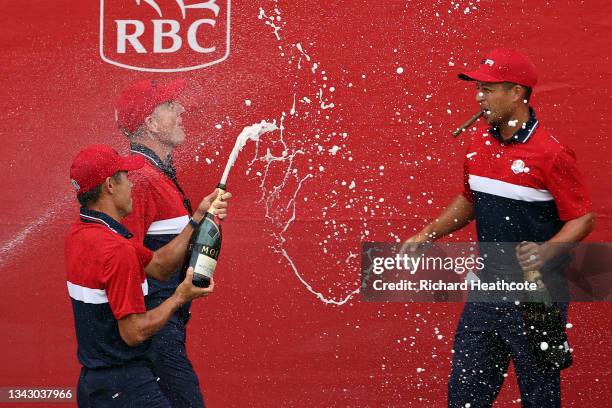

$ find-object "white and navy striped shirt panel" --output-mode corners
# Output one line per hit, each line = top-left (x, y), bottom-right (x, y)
(468, 175), (553, 202)
(65, 209), (154, 368)
(147, 215), (190, 235)
(67, 279), (149, 304)
(463, 122), (591, 242)
(122, 161), (190, 245)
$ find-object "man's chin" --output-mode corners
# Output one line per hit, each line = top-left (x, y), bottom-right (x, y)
(124, 203), (133, 217)
(172, 132), (186, 148)
(484, 114), (500, 127)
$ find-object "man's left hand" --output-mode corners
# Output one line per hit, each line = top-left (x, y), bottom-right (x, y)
(194, 189), (232, 221)
(211, 190), (232, 220)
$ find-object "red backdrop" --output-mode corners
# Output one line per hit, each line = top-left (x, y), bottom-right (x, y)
(1, 1), (610, 406)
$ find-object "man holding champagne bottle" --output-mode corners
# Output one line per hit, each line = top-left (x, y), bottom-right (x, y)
(402, 49), (594, 407)
(66, 145), (229, 407)
(117, 78), (230, 407)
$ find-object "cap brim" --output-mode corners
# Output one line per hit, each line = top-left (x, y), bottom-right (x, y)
(458, 71), (504, 83)
(118, 155), (145, 172)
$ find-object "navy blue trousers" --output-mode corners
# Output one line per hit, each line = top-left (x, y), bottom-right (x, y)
(448, 302), (566, 408)
(150, 319), (206, 408)
(77, 361), (169, 408)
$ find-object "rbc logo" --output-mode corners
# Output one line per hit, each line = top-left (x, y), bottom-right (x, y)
(100, 0), (230, 72)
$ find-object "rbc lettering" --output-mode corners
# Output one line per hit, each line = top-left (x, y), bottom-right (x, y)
(100, 0), (229, 71)
(115, 19), (216, 53)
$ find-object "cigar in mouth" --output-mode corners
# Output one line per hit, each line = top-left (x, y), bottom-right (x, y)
(452, 111), (484, 137)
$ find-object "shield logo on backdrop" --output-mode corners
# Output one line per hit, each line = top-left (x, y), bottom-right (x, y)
(100, 0), (231, 72)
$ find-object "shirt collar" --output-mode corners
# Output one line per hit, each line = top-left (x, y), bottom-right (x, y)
(129, 142), (193, 215)
(488, 107), (539, 144)
(79, 207), (133, 239)
(130, 143), (176, 177)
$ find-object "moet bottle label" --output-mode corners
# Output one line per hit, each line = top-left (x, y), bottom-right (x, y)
(194, 252), (217, 278)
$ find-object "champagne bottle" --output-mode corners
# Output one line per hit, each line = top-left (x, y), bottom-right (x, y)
(187, 184), (225, 288)
(521, 268), (572, 370)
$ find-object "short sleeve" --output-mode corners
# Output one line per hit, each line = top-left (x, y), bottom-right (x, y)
(103, 244), (147, 320)
(122, 173), (156, 243)
(546, 147), (592, 221)
(131, 239), (154, 267)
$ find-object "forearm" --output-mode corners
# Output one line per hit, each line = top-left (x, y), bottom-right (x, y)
(145, 219), (199, 280)
(119, 293), (184, 346)
(542, 212), (595, 258)
(145, 189), (227, 280)
(421, 194), (474, 240)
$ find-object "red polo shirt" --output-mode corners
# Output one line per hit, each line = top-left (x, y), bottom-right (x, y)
(462, 109), (592, 243)
(65, 208), (153, 368)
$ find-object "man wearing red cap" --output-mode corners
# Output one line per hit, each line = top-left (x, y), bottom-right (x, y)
(116, 79), (224, 407)
(65, 145), (229, 407)
(402, 49), (594, 407)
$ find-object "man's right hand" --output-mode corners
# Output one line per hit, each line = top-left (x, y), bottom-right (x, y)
(399, 230), (432, 256)
(175, 267), (214, 304)
(398, 195), (474, 257)
(119, 267), (214, 347)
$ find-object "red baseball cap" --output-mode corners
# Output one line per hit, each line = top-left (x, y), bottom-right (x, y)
(116, 78), (186, 134)
(70, 144), (144, 194)
(458, 48), (538, 88)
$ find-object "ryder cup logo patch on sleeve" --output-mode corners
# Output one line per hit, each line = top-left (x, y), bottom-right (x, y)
(99, 0), (230, 72)
(511, 159), (526, 174)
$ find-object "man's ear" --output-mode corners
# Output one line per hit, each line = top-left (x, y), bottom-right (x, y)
(144, 114), (158, 133)
(511, 85), (524, 103)
(105, 176), (117, 195)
